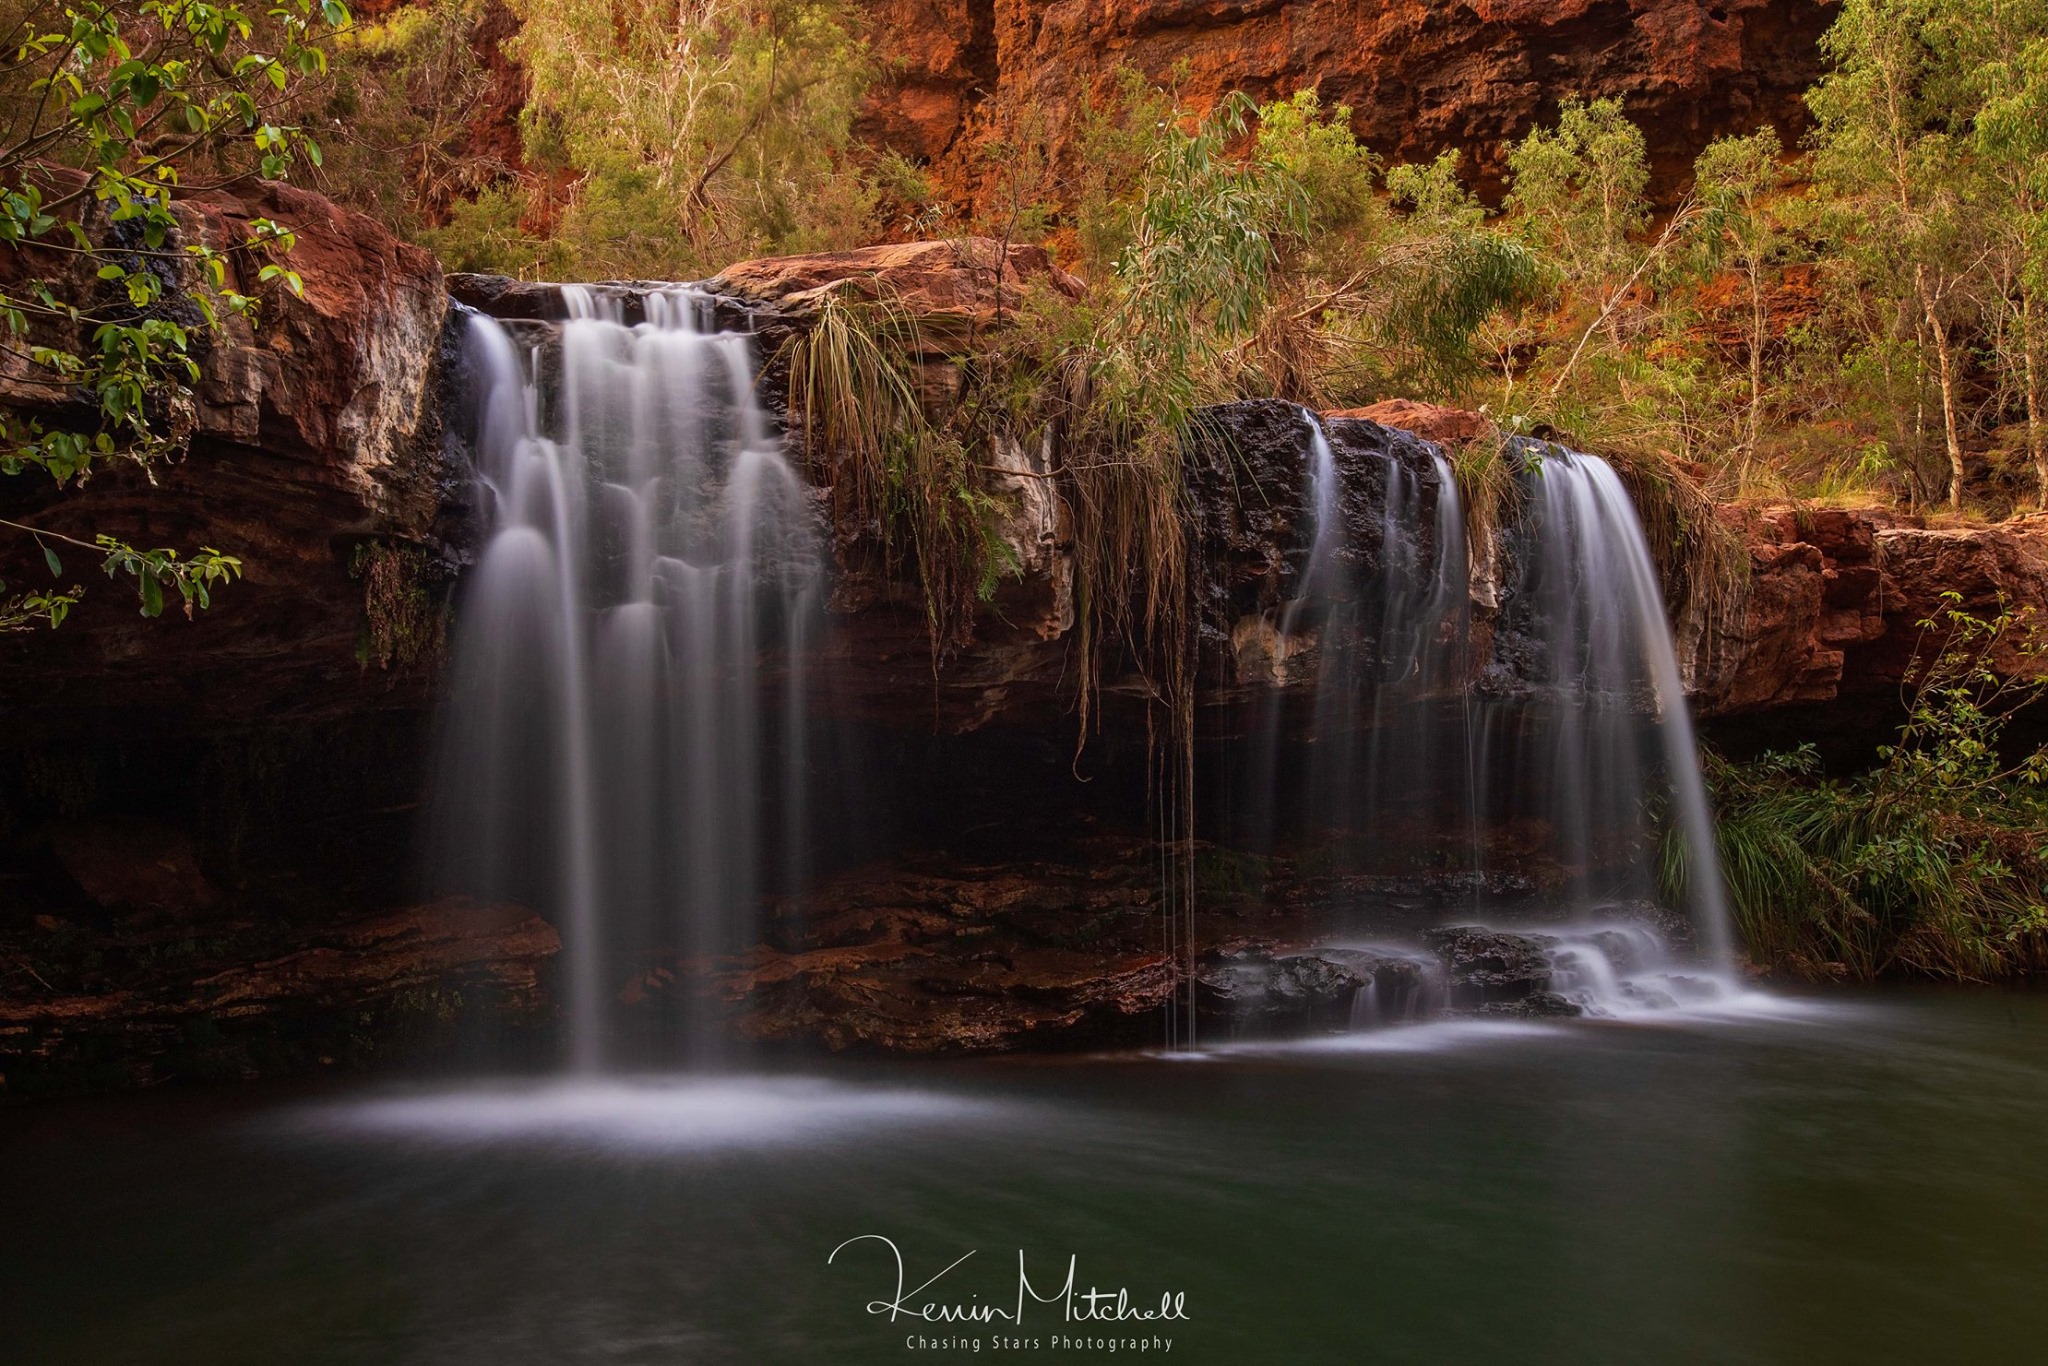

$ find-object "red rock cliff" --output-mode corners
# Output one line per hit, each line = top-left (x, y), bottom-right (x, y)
(858, 0), (1836, 212)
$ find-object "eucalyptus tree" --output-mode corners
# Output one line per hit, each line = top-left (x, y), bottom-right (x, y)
(1692, 126), (1800, 483)
(1809, 0), (1983, 510)
(1947, 0), (2048, 504)
(505, 0), (875, 279)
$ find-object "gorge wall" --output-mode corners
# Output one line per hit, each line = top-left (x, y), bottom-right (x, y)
(858, 0), (1837, 212)
(439, 0), (1834, 228)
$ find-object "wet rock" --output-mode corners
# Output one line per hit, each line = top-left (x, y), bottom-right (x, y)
(0, 898), (558, 1094)
(1194, 948), (1400, 1035)
(1422, 925), (1556, 1006)
(1477, 991), (1583, 1019)
(695, 839), (1183, 1053)
(1184, 400), (1461, 698)
(445, 271), (563, 321)
(44, 821), (217, 921)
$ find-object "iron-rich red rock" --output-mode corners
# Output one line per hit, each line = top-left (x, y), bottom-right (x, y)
(0, 898), (558, 1093)
(0, 178), (449, 738)
(858, 0), (1834, 213)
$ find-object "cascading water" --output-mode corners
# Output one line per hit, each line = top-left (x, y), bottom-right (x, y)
(432, 286), (820, 1070)
(1299, 414), (1471, 856)
(1253, 417), (1735, 1025)
(1244, 410), (1471, 882)
(1475, 441), (1732, 963)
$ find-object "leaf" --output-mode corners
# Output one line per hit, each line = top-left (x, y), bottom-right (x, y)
(42, 544), (62, 578)
(138, 571), (163, 618)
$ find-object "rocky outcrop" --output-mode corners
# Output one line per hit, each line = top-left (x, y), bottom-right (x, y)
(694, 840), (1179, 1053)
(860, 0), (1835, 214)
(1690, 505), (2048, 719)
(619, 852), (1604, 1054)
(0, 898), (558, 1093)
(710, 237), (1084, 347)
(1327, 399), (1494, 447)
(0, 182), (459, 1093)
(17, 227), (2048, 1090)
(0, 179), (451, 736)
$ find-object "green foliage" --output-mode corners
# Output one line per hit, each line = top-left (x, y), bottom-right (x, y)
(502, 0), (876, 279)
(1692, 127), (1801, 471)
(2, 0), (345, 626)
(784, 288), (1022, 660)
(294, 0), (507, 235)
(1808, 0), (1981, 509)
(1686, 593), (2048, 978)
(1507, 97), (1651, 287)
(0, 516), (240, 630)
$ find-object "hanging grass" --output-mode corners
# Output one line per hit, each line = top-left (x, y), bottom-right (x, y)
(784, 288), (1021, 661)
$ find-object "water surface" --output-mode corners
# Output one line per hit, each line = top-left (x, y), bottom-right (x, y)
(7, 989), (2047, 1364)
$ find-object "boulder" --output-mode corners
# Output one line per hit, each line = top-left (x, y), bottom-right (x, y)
(1421, 925), (1556, 1006)
(708, 238), (1083, 355)
(1327, 400), (1492, 447)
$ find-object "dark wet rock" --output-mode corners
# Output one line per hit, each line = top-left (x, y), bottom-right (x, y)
(0, 898), (558, 1095)
(44, 821), (218, 921)
(1194, 947), (1405, 1035)
(1182, 401), (1461, 699)
(1476, 990), (1583, 1019)
(1422, 925), (1556, 1006)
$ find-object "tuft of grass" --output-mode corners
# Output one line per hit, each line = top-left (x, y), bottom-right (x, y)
(784, 288), (1020, 662)
(1600, 442), (1750, 643)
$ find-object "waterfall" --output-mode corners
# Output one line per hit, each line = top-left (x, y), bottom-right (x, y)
(1264, 418), (1731, 964)
(1477, 441), (1731, 961)
(432, 287), (820, 1070)
(1298, 414), (1470, 875)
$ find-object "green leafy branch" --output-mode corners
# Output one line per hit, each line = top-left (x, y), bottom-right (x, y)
(3, 0), (347, 628)
(0, 515), (240, 626)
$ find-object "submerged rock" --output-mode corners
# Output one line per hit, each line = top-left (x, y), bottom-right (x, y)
(1477, 991), (1584, 1019)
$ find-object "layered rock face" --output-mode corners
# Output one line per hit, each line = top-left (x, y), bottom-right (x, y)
(1690, 506), (2048, 725)
(859, 0), (1835, 211)
(1, 183), (463, 1093)
(0, 179), (452, 734)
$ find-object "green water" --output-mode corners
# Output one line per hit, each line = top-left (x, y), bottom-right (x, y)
(6, 990), (2048, 1364)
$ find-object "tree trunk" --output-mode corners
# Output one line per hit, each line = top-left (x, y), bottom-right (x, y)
(1921, 269), (1966, 512)
(2025, 289), (2045, 509)
(1746, 258), (1766, 489)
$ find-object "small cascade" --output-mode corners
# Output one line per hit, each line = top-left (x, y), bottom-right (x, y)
(1345, 949), (1449, 1028)
(1253, 410), (1471, 879)
(1474, 443), (1732, 962)
(432, 286), (820, 1070)
(1536, 925), (1743, 1017)
(1260, 416), (1732, 969)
